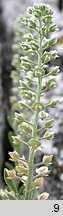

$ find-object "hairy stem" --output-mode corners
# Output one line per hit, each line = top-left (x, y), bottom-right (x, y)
(24, 18), (42, 200)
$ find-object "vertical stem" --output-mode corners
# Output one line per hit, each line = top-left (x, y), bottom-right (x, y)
(24, 148), (34, 200)
(25, 18), (42, 200)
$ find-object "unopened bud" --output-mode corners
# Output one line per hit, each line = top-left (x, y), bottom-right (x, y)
(33, 178), (44, 188)
(9, 151), (20, 161)
(16, 165), (27, 174)
(6, 169), (16, 179)
(36, 166), (48, 176)
(43, 155), (53, 165)
(38, 192), (49, 200)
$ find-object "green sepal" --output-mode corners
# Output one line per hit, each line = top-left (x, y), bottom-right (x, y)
(32, 102), (45, 111)
(43, 131), (54, 140)
(28, 138), (40, 148)
(49, 99), (58, 108)
(45, 119), (54, 128)
(15, 165), (27, 174)
(49, 66), (60, 76)
(46, 78), (56, 89)
(49, 24), (57, 32)
(34, 65), (45, 77)
(43, 155), (53, 165)
(40, 111), (49, 120)
(21, 60), (31, 71)
(19, 80), (29, 91)
(21, 90), (35, 100)
(43, 14), (53, 25)
(42, 37), (57, 50)
(28, 19), (36, 29)
(12, 135), (22, 145)
(23, 33), (34, 41)
(15, 112), (25, 123)
(9, 151), (20, 162)
(18, 122), (31, 133)
(42, 50), (58, 63)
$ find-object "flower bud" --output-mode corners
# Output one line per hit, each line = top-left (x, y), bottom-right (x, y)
(28, 138), (40, 148)
(49, 99), (58, 108)
(12, 135), (22, 145)
(36, 166), (48, 176)
(38, 192), (49, 200)
(43, 131), (54, 140)
(40, 111), (49, 120)
(15, 112), (25, 123)
(9, 151), (20, 161)
(15, 165), (27, 174)
(33, 178), (44, 188)
(45, 119), (54, 128)
(6, 169), (16, 179)
(21, 175), (27, 184)
(43, 155), (53, 165)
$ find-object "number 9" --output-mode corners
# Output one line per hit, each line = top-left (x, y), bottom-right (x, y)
(54, 204), (59, 212)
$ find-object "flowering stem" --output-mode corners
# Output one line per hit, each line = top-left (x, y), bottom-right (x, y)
(24, 18), (42, 200)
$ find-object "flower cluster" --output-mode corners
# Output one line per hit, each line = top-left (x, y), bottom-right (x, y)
(0, 3), (59, 200)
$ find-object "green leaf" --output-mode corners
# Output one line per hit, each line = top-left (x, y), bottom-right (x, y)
(4, 169), (18, 194)
(8, 131), (14, 148)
